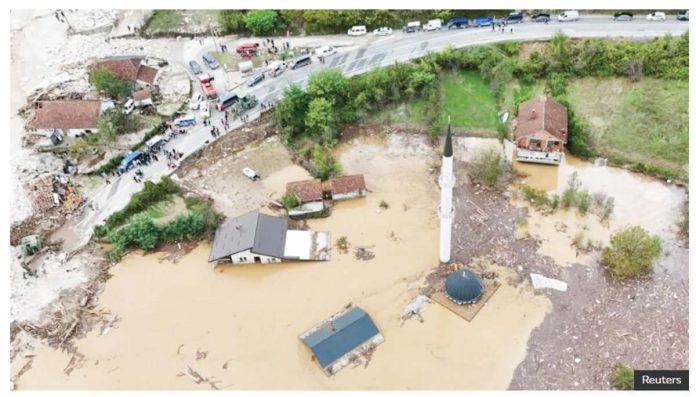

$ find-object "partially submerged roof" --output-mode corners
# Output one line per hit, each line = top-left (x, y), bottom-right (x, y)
(209, 210), (288, 261)
(132, 89), (152, 101)
(28, 100), (101, 130)
(515, 96), (568, 143)
(287, 179), (323, 202)
(301, 306), (380, 369)
(329, 175), (366, 195)
(93, 56), (157, 84)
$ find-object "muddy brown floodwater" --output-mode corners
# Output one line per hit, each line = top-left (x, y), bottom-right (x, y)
(12, 133), (551, 390)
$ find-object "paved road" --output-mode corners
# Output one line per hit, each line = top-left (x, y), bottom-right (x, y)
(57, 17), (689, 252)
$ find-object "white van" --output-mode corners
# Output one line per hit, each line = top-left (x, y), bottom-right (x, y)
(347, 25), (367, 36)
(316, 46), (337, 57)
(558, 10), (580, 22)
(423, 19), (442, 31)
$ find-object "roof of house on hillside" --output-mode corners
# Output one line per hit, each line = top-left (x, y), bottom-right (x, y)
(27, 100), (102, 130)
(132, 89), (152, 101)
(92, 56), (157, 84)
(329, 175), (366, 195)
(208, 210), (288, 261)
(287, 179), (323, 202)
(515, 96), (568, 143)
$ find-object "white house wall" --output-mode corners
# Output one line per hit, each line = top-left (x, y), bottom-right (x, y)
(288, 200), (324, 217)
(229, 249), (282, 264)
(332, 191), (365, 201)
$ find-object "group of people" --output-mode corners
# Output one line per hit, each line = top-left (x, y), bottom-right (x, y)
(132, 168), (145, 183)
(492, 21), (516, 34)
(210, 126), (221, 138)
(164, 149), (184, 170)
(53, 9), (67, 24)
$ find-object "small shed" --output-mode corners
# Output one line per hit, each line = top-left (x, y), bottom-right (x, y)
(329, 175), (366, 201)
(286, 179), (324, 217)
(300, 306), (384, 376)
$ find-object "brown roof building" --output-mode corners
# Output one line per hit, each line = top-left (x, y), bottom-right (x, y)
(92, 56), (158, 85)
(287, 179), (323, 202)
(27, 100), (102, 130)
(132, 89), (152, 101)
(330, 175), (367, 200)
(514, 96), (568, 146)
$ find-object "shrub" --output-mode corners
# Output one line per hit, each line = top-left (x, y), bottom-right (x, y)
(549, 194), (560, 210)
(309, 144), (342, 180)
(576, 190), (591, 214)
(105, 176), (181, 229)
(601, 226), (662, 278)
(611, 364), (634, 390)
(336, 236), (350, 253)
(283, 192), (302, 210)
(521, 186), (549, 207)
(89, 68), (133, 99)
(469, 148), (503, 187)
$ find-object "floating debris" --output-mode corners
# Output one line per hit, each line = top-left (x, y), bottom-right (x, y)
(530, 273), (568, 292)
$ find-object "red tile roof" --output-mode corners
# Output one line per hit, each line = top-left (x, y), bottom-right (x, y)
(92, 57), (157, 84)
(514, 96), (568, 143)
(133, 89), (152, 101)
(330, 175), (366, 195)
(287, 179), (323, 202)
(27, 100), (101, 130)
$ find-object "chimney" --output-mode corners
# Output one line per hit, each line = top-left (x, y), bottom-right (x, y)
(531, 109), (537, 119)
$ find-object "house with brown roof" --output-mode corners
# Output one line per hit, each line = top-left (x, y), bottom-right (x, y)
(92, 56), (158, 86)
(514, 96), (568, 165)
(286, 179), (325, 217)
(27, 100), (114, 141)
(132, 89), (154, 107)
(329, 175), (367, 201)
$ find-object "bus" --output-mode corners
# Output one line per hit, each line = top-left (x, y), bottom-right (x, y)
(216, 93), (239, 111)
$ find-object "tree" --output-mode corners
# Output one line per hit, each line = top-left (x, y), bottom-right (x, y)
(310, 144), (342, 180)
(305, 97), (337, 145)
(244, 10), (279, 35)
(282, 192), (302, 210)
(89, 68), (133, 99)
(306, 68), (355, 122)
(97, 108), (135, 140)
(219, 10), (246, 34)
(601, 226), (662, 278)
(276, 84), (310, 144)
(469, 148), (503, 187)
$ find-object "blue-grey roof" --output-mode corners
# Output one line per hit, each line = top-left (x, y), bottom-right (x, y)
(302, 307), (380, 369)
(445, 269), (485, 304)
(208, 210), (288, 262)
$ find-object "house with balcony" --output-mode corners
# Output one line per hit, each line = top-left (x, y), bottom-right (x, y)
(514, 96), (568, 165)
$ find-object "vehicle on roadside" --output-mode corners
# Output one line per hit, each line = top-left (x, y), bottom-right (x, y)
(677, 10), (689, 20)
(246, 72), (265, 87)
(473, 16), (494, 27)
(447, 16), (469, 29)
(215, 93), (239, 112)
(123, 98), (135, 115)
(199, 100), (210, 119)
(188, 92), (203, 110)
(558, 10), (580, 22)
(531, 13), (551, 23)
(423, 19), (443, 31)
(174, 114), (196, 127)
(373, 26), (393, 35)
(233, 95), (258, 114)
(188, 60), (202, 75)
(347, 25), (367, 36)
(201, 52), (219, 69)
(145, 135), (167, 153)
(613, 12), (633, 21)
(291, 54), (312, 70)
(315, 46), (337, 57)
(198, 74), (217, 99)
(646, 11), (666, 21)
(505, 12), (524, 24)
(402, 21), (422, 33)
(266, 60), (288, 77)
(243, 167), (260, 181)
(236, 42), (259, 56)
(118, 150), (143, 174)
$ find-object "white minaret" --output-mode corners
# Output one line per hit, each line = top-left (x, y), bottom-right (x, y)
(438, 122), (455, 263)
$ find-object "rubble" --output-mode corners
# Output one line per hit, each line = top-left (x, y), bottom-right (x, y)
(530, 273), (568, 292)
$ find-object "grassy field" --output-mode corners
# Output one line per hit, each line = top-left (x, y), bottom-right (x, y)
(144, 10), (219, 35)
(365, 100), (428, 125)
(567, 77), (688, 180)
(437, 71), (499, 130)
(144, 10), (182, 32)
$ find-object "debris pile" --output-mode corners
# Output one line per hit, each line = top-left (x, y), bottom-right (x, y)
(354, 246), (375, 261)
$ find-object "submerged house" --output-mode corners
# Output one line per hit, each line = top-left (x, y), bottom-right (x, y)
(209, 210), (330, 265)
(329, 175), (367, 201)
(514, 96), (568, 165)
(300, 306), (384, 376)
(286, 179), (325, 217)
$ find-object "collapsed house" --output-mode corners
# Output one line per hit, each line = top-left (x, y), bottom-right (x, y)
(286, 179), (325, 217)
(92, 56), (159, 86)
(208, 210), (330, 265)
(514, 96), (568, 165)
(26, 100), (114, 142)
(300, 305), (384, 376)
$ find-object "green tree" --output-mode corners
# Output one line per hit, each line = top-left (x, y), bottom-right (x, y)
(89, 68), (133, 99)
(276, 84), (310, 144)
(219, 10), (246, 34)
(305, 97), (337, 145)
(97, 108), (135, 140)
(601, 226), (662, 278)
(469, 148), (503, 187)
(282, 192), (302, 210)
(244, 10), (279, 35)
(310, 144), (342, 180)
(306, 68), (355, 122)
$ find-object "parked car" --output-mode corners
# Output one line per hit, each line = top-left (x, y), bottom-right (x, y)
(423, 19), (442, 31)
(531, 13), (550, 23)
(235, 42), (259, 55)
(373, 27), (393, 36)
(199, 100), (210, 119)
(473, 16), (494, 27)
(201, 52), (219, 69)
(347, 25), (367, 36)
(215, 93), (239, 112)
(188, 92), (203, 110)
(505, 12), (524, 24)
(246, 72), (265, 87)
(123, 98), (135, 115)
(558, 10), (580, 22)
(613, 12), (633, 21)
(646, 11), (666, 21)
(447, 16), (469, 29)
(266, 60), (288, 77)
(315, 46), (337, 57)
(291, 54), (312, 70)
(243, 167), (260, 181)
(188, 60), (202, 74)
(402, 21), (422, 33)
(174, 114), (196, 127)
(677, 10), (689, 20)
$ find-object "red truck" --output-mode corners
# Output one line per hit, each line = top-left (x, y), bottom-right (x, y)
(198, 74), (217, 99)
(236, 42), (259, 57)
